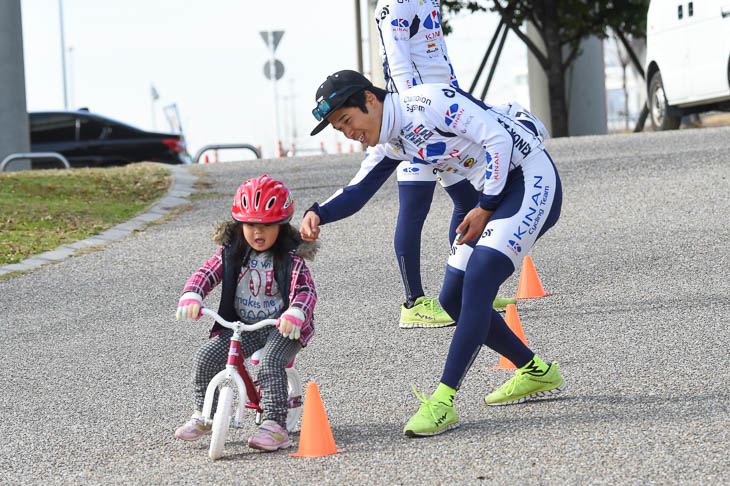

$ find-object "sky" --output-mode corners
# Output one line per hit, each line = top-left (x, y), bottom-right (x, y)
(20, 0), (531, 159)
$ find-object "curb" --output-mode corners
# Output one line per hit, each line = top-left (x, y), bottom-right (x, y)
(0, 164), (197, 277)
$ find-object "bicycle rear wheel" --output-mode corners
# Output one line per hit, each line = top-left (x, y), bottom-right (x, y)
(285, 368), (303, 432)
(209, 386), (233, 460)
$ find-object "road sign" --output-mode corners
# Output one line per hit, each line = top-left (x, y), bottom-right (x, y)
(260, 30), (284, 51)
(264, 59), (285, 80)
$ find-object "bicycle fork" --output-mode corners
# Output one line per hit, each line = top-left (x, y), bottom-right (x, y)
(201, 331), (261, 428)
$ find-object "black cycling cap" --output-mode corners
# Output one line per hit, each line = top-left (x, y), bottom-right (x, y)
(310, 70), (373, 136)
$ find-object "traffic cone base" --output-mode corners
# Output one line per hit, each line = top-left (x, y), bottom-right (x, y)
(491, 354), (517, 370)
(492, 304), (528, 370)
(290, 382), (345, 457)
(515, 256), (550, 299)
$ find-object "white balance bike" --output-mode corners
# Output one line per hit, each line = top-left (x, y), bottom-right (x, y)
(199, 307), (303, 460)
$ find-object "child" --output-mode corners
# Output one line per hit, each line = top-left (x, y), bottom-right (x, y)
(174, 174), (317, 451)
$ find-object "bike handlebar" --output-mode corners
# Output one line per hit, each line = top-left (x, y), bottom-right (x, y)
(201, 308), (278, 331)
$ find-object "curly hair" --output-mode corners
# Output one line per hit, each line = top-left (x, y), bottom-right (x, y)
(212, 220), (307, 268)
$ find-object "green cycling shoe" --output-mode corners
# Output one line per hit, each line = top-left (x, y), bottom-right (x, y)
(399, 296), (516, 328)
(485, 356), (566, 406)
(399, 296), (454, 328)
(403, 386), (459, 437)
(492, 296), (516, 310)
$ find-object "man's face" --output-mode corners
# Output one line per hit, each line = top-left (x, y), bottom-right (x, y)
(326, 91), (383, 147)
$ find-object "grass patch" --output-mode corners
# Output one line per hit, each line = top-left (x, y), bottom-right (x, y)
(0, 163), (171, 265)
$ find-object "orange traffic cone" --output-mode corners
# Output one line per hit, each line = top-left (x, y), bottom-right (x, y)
(290, 382), (345, 457)
(515, 256), (550, 299)
(492, 304), (529, 370)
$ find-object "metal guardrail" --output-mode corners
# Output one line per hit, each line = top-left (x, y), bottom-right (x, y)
(193, 144), (261, 164)
(0, 152), (71, 172)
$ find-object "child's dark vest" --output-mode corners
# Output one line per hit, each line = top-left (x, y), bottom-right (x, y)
(211, 238), (295, 336)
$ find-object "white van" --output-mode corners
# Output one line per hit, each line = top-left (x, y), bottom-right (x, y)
(645, 0), (730, 130)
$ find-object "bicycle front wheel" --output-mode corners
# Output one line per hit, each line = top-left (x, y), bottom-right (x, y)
(209, 386), (233, 460)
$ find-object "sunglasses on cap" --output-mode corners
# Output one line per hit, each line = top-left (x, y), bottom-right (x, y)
(311, 85), (365, 122)
(312, 98), (333, 121)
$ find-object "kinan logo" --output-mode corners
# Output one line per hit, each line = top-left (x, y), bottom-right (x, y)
(391, 18), (409, 28)
(510, 175), (550, 245)
(402, 166), (420, 174)
(484, 152), (499, 180)
(424, 10), (441, 29)
(445, 103), (460, 126)
(507, 239), (522, 255)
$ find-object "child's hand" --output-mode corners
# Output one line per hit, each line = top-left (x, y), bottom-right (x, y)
(277, 308), (305, 340)
(176, 292), (203, 320)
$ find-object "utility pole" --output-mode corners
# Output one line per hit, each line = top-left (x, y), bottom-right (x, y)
(367, 0), (385, 87)
(0, 0), (31, 171)
(355, 0), (363, 73)
(59, 0), (69, 110)
(260, 30), (285, 158)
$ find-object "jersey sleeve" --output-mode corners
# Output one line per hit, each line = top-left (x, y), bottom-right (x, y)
(375, 1), (415, 93)
(432, 88), (513, 211)
(181, 247), (224, 298)
(289, 256), (316, 325)
(309, 143), (402, 224)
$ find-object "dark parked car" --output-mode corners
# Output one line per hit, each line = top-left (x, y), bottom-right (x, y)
(29, 110), (192, 167)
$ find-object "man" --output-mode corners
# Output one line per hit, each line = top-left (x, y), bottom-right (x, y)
(335, 1), (514, 329)
(302, 70), (565, 437)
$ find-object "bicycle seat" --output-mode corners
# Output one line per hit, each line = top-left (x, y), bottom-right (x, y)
(250, 348), (295, 368)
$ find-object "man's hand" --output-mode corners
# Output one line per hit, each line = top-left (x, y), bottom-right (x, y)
(300, 211), (321, 242)
(455, 207), (493, 245)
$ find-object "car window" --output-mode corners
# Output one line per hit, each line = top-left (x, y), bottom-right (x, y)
(78, 117), (104, 140)
(29, 114), (76, 143)
(105, 124), (140, 139)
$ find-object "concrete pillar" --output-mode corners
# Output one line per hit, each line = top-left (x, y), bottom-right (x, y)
(0, 0), (30, 171)
(367, 0), (386, 88)
(527, 22), (607, 136)
(565, 36), (607, 136)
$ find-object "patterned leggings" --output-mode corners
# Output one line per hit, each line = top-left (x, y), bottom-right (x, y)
(192, 327), (302, 428)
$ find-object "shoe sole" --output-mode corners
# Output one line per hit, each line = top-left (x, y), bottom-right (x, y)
(174, 430), (211, 441)
(404, 422), (459, 438)
(247, 439), (292, 452)
(399, 321), (455, 329)
(485, 380), (567, 406)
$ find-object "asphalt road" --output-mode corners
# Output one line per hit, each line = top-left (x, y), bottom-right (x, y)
(2, 127), (729, 485)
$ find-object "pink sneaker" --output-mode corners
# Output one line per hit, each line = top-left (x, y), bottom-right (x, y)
(247, 420), (291, 451)
(174, 416), (211, 441)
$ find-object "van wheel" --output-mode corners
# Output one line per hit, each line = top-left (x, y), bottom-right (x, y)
(648, 71), (681, 131)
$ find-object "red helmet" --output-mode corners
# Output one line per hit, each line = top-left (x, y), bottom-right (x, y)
(232, 174), (294, 224)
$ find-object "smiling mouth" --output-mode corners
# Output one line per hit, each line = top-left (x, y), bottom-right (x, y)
(254, 238), (266, 246)
(358, 133), (365, 143)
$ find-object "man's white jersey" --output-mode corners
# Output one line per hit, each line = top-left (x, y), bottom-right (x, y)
(313, 84), (549, 225)
(381, 84), (547, 209)
(375, 0), (457, 93)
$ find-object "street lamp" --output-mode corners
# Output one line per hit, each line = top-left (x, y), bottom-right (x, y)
(59, 0), (68, 110)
